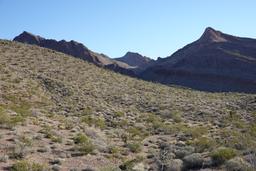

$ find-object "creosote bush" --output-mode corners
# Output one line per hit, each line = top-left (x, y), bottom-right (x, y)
(127, 141), (142, 153)
(0, 107), (26, 128)
(211, 147), (237, 165)
(80, 115), (106, 129)
(11, 160), (48, 171)
(73, 133), (95, 155)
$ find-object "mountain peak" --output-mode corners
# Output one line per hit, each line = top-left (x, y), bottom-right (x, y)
(125, 51), (142, 57)
(198, 27), (227, 43)
(115, 51), (153, 68)
(14, 31), (44, 45)
(21, 31), (35, 36)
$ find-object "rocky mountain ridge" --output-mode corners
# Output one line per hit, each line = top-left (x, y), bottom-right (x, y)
(140, 27), (256, 93)
(14, 31), (136, 76)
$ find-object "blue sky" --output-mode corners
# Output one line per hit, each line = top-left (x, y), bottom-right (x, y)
(0, 0), (255, 59)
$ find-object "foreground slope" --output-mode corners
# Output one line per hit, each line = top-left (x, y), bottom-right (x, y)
(0, 40), (255, 170)
(140, 27), (256, 93)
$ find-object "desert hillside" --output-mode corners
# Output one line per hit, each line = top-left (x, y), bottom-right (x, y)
(0, 40), (255, 170)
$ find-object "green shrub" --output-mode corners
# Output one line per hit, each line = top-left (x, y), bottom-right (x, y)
(249, 124), (256, 137)
(119, 156), (144, 171)
(18, 135), (33, 147)
(108, 146), (120, 154)
(9, 104), (31, 117)
(11, 160), (47, 171)
(76, 141), (95, 155)
(80, 115), (106, 129)
(171, 111), (182, 123)
(183, 153), (203, 169)
(0, 108), (25, 128)
(39, 126), (62, 143)
(127, 142), (142, 153)
(127, 127), (142, 137)
(190, 137), (216, 152)
(114, 111), (124, 117)
(185, 126), (208, 139)
(73, 133), (95, 155)
(211, 147), (237, 165)
(73, 133), (89, 144)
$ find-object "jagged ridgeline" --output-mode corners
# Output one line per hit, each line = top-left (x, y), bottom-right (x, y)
(0, 40), (255, 170)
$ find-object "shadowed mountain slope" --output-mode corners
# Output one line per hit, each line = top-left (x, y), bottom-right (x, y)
(140, 27), (256, 93)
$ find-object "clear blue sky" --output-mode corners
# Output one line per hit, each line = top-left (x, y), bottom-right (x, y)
(0, 0), (255, 59)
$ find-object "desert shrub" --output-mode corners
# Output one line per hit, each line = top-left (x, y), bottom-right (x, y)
(0, 106), (27, 128)
(249, 124), (256, 137)
(11, 160), (47, 171)
(81, 107), (92, 115)
(73, 133), (89, 144)
(190, 137), (216, 152)
(39, 126), (62, 143)
(211, 147), (237, 165)
(80, 115), (106, 129)
(127, 141), (142, 153)
(166, 110), (182, 123)
(119, 156), (144, 171)
(127, 127), (141, 137)
(185, 126), (208, 139)
(225, 157), (251, 171)
(183, 153), (203, 169)
(18, 135), (33, 147)
(0, 109), (11, 126)
(114, 111), (125, 117)
(9, 145), (28, 159)
(108, 146), (120, 154)
(119, 119), (129, 128)
(9, 103), (31, 117)
(126, 126), (148, 140)
(73, 133), (95, 155)
(145, 113), (159, 123)
(218, 128), (256, 150)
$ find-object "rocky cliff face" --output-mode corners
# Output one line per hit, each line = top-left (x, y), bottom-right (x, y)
(140, 27), (256, 93)
(14, 31), (136, 76)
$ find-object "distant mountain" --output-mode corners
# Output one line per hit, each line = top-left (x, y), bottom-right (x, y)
(115, 52), (154, 69)
(140, 27), (256, 93)
(13, 31), (136, 76)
